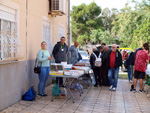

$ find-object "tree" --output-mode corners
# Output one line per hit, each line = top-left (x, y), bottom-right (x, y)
(90, 29), (117, 45)
(131, 19), (150, 48)
(111, 0), (150, 48)
(101, 8), (118, 32)
(71, 2), (104, 44)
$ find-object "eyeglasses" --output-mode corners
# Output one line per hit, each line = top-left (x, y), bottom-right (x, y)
(42, 44), (47, 45)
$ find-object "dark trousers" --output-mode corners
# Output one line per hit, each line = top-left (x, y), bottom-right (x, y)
(101, 63), (107, 85)
(93, 67), (102, 85)
(101, 62), (110, 86)
(56, 77), (63, 86)
(55, 61), (63, 86)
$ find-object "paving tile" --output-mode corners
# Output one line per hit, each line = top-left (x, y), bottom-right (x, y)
(1, 79), (150, 113)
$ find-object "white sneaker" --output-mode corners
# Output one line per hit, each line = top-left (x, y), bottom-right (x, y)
(109, 85), (113, 90)
(112, 87), (116, 91)
(129, 80), (132, 83)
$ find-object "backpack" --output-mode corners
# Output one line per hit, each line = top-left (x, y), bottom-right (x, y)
(22, 86), (36, 101)
(93, 52), (102, 67)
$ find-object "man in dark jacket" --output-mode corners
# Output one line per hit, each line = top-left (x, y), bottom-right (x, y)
(107, 44), (122, 91)
(90, 48), (102, 87)
(124, 52), (133, 82)
(102, 46), (111, 86)
(52, 36), (68, 86)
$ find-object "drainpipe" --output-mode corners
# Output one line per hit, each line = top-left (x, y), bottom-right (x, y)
(67, 0), (71, 63)
(67, 0), (71, 48)
(25, 0), (28, 91)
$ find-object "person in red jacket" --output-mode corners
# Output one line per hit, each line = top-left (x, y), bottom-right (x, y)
(107, 44), (122, 91)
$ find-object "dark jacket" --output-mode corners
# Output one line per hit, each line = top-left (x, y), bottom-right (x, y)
(124, 52), (133, 68)
(106, 50), (122, 69)
(103, 49), (111, 63)
(52, 42), (68, 63)
(90, 50), (102, 69)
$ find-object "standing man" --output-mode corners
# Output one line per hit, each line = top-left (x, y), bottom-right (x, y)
(52, 36), (68, 86)
(96, 46), (103, 86)
(107, 44), (122, 91)
(102, 46), (111, 86)
(90, 48), (101, 87)
(68, 41), (79, 65)
(133, 44), (149, 93)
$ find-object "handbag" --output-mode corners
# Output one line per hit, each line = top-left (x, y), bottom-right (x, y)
(34, 52), (44, 74)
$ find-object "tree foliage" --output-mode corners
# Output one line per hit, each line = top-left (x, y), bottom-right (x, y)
(101, 8), (118, 32)
(71, 2), (104, 44)
(112, 0), (150, 48)
(90, 29), (117, 45)
(71, 0), (150, 48)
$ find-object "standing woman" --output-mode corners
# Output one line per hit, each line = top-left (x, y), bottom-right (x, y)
(37, 41), (52, 96)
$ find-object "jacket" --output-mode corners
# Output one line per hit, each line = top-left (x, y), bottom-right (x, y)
(106, 50), (122, 69)
(124, 52), (133, 68)
(52, 42), (68, 63)
(68, 45), (79, 65)
(37, 50), (50, 67)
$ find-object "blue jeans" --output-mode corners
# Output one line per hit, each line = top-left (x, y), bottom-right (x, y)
(127, 66), (132, 81)
(38, 67), (50, 94)
(108, 67), (119, 88)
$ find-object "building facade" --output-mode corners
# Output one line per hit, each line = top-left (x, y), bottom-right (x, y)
(0, 0), (68, 111)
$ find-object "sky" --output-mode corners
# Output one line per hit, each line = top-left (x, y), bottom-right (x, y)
(70, 0), (140, 10)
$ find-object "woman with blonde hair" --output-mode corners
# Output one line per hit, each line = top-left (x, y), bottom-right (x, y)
(37, 41), (52, 97)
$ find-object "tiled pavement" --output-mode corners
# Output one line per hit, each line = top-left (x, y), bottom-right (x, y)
(1, 79), (150, 113)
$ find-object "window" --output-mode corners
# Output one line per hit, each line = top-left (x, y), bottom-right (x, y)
(0, 2), (19, 62)
(42, 20), (53, 53)
(59, 26), (65, 40)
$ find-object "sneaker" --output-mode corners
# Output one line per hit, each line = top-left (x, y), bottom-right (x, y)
(43, 93), (48, 96)
(109, 85), (113, 90)
(129, 80), (132, 83)
(37, 94), (43, 97)
(139, 90), (144, 93)
(132, 89), (136, 93)
(112, 87), (116, 91)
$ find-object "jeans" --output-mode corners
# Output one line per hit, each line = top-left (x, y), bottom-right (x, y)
(127, 66), (132, 81)
(38, 67), (50, 94)
(108, 67), (119, 88)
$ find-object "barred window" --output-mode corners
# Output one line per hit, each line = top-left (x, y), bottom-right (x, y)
(0, 2), (22, 62)
(42, 20), (53, 53)
(0, 19), (17, 61)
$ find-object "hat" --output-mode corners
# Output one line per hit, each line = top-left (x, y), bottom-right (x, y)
(97, 46), (103, 50)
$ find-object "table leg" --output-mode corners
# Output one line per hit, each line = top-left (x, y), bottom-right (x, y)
(51, 77), (60, 102)
(68, 78), (75, 103)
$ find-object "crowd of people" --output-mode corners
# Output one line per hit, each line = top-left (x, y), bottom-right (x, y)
(90, 44), (122, 91)
(90, 42), (150, 93)
(36, 36), (150, 96)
